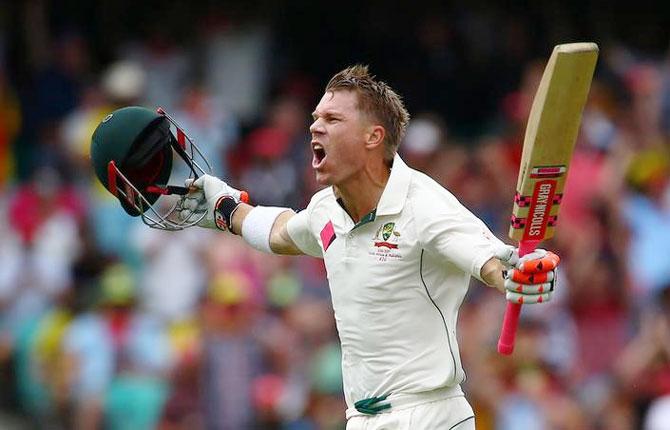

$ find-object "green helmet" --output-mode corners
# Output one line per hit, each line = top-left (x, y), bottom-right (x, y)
(90, 106), (211, 230)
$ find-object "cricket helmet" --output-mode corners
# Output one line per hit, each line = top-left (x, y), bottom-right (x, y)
(90, 106), (211, 230)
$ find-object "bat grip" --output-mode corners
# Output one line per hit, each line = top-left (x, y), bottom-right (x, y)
(497, 239), (540, 355)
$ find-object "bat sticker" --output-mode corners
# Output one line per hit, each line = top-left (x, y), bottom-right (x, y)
(529, 165), (567, 179)
(523, 180), (557, 240)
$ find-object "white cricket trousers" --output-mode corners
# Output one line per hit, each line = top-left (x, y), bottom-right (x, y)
(345, 395), (475, 430)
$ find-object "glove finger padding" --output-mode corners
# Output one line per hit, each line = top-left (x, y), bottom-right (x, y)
(178, 207), (208, 225)
(499, 246), (559, 305)
(182, 190), (205, 211)
(182, 175), (242, 231)
(508, 269), (554, 284)
(504, 267), (556, 305)
(517, 250), (560, 273)
(176, 188), (215, 228)
(504, 280), (553, 295)
(179, 208), (199, 223)
(506, 290), (553, 304)
(190, 176), (205, 189)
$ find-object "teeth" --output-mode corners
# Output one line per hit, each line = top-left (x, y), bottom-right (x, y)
(313, 143), (323, 150)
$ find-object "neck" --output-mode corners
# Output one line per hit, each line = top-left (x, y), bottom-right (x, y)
(334, 159), (391, 223)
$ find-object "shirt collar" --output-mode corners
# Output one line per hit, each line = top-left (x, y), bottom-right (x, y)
(330, 153), (412, 232)
(376, 153), (412, 217)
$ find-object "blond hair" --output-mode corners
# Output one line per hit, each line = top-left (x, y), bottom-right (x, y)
(325, 65), (410, 163)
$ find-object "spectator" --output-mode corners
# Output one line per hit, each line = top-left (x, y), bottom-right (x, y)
(621, 149), (670, 301)
(4, 5), (670, 428)
(172, 84), (239, 179)
(199, 270), (264, 430)
(62, 263), (172, 429)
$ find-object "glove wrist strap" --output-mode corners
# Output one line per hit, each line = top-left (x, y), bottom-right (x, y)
(214, 196), (241, 233)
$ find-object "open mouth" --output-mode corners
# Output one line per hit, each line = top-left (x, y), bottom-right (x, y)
(312, 142), (327, 168)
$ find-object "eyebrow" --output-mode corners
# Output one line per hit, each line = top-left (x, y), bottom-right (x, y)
(311, 110), (344, 120)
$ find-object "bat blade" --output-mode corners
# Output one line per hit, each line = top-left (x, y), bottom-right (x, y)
(509, 43), (599, 242)
(498, 43), (598, 355)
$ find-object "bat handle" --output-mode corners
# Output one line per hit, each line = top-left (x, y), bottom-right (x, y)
(498, 303), (521, 355)
(497, 239), (540, 355)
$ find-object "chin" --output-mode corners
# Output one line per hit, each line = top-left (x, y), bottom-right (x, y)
(314, 170), (335, 186)
(315, 175), (331, 186)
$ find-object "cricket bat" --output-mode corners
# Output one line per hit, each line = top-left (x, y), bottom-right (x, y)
(497, 43), (599, 355)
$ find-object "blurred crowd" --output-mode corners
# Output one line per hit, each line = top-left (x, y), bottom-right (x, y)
(2, 2), (670, 430)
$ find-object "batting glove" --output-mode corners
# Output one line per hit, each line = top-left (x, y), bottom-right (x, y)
(179, 174), (244, 231)
(494, 244), (560, 304)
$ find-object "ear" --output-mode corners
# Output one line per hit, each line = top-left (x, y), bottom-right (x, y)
(364, 125), (385, 151)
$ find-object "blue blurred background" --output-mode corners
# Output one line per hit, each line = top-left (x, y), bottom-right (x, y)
(1, 1), (670, 429)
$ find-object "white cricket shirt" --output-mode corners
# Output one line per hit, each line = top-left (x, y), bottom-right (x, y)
(287, 154), (499, 410)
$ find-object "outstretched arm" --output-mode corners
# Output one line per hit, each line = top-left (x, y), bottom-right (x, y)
(182, 174), (305, 256)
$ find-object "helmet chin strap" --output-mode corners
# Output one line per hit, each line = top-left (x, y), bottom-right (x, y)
(145, 185), (189, 195)
(143, 177), (196, 197)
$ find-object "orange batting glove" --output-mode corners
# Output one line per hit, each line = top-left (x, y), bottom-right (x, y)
(495, 245), (560, 305)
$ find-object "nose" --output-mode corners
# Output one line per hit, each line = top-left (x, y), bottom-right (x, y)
(310, 118), (324, 135)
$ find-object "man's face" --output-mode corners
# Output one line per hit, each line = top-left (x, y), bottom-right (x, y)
(310, 90), (370, 186)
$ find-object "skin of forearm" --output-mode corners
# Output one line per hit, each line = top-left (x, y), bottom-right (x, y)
(480, 257), (506, 293)
(230, 202), (253, 235)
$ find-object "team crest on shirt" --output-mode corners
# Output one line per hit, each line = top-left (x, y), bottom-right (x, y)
(370, 222), (402, 261)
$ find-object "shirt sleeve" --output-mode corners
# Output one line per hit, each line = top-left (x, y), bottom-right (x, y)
(286, 208), (323, 258)
(414, 192), (501, 281)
